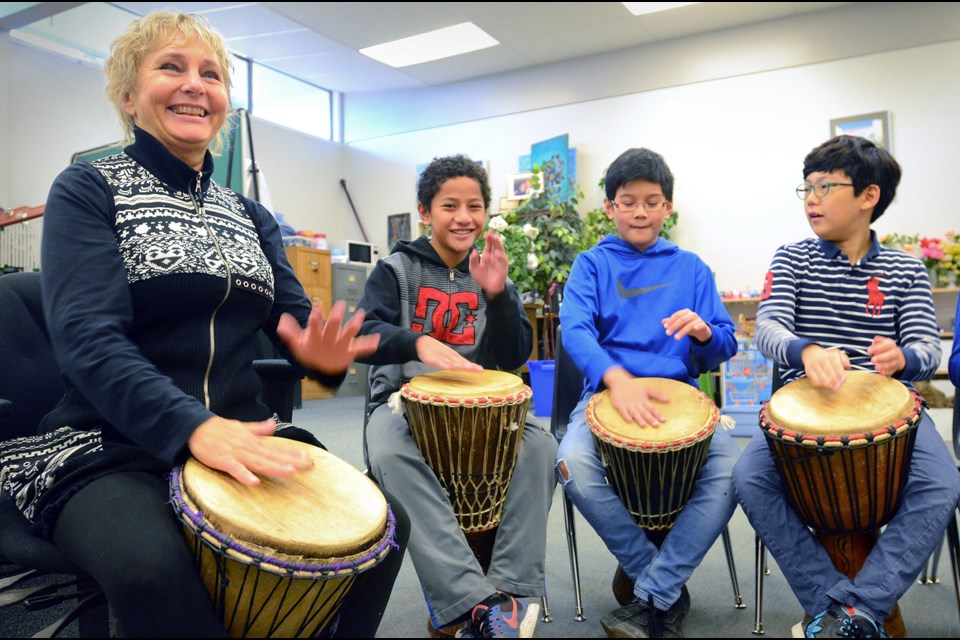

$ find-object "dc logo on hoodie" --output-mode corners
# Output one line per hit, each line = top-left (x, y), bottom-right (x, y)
(410, 287), (479, 345)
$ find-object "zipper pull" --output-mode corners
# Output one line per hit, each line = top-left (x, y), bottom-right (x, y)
(195, 173), (204, 214)
(449, 269), (455, 281)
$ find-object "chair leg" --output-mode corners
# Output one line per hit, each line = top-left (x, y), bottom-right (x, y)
(753, 535), (766, 635)
(562, 493), (586, 621)
(721, 526), (745, 609)
(947, 511), (960, 631)
(920, 535), (946, 585)
(539, 594), (552, 623)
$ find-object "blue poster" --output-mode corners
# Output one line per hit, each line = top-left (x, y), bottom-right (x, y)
(518, 154), (531, 172)
(531, 134), (570, 203)
(567, 147), (577, 193)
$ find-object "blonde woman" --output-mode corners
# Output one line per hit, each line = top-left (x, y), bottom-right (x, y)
(0, 11), (407, 636)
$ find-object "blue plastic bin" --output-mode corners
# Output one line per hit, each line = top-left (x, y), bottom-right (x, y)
(527, 360), (555, 417)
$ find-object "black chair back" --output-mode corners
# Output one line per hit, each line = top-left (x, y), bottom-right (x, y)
(0, 272), (65, 439)
(550, 325), (584, 443)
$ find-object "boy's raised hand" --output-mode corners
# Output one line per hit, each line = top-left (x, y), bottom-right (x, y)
(469, 230), (507, 298)
(603, 366), (670, 427)
(801, 344), (851, 390)
(867, 335), (906, 377)
(415, 335), (484, 372)
(662, 309), (712, 343)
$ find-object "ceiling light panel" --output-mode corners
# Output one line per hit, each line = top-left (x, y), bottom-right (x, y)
(359, 22), (499, 68)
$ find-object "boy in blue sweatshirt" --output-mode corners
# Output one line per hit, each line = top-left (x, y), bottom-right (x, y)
(556, 147), (739, 638)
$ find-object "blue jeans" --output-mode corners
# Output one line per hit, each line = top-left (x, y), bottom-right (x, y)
(556, 394), (739, 611)
(732, 412), (960, 622)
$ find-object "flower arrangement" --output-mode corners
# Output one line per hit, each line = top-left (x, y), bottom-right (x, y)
(483, 179), (585, 306)
(880, 231), (960, 287)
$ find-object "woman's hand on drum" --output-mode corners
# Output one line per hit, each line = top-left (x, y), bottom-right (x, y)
(415, 336), (484, 372)
(867, 336), (906, 377)
(662, 309), (712, 343)
(188, 416), (312, 487)
(469, 230), (508, 299)
(604, 367), (669, 426)
(277, 302), (380, 376)
(801, 344), (851, 390)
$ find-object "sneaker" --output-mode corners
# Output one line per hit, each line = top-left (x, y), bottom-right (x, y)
(460, 593), (539, 638)
(803, 605), (888, 638)
(600, 594), (662, 638)
(660, 586), (691, 638)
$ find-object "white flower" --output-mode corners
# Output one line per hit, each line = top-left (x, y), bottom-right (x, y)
(488, 215), (508, 232)
(523, 223), (539, 239)
(527, 253), (539, 270)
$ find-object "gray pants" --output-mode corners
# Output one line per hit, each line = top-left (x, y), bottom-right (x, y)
(366, 402), (558, 627)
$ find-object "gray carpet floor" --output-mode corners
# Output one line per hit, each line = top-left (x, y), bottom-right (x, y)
(2, 393), (958, 637)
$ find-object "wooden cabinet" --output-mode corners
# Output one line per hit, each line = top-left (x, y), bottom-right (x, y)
(284, 246), (333, 400)
(285, 246), (332, 314)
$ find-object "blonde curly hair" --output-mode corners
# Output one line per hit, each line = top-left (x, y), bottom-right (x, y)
(104, 10), (234, 155)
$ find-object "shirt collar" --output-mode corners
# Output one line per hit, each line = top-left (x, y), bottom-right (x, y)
(817, 230), (881, 264)
(124, 127), (215, 194)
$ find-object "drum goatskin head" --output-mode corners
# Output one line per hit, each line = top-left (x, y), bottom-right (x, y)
(404, 369), (528, 400)
(182, 437), (387, 558)
(766, 371), (913, 435)
(589, 378), (718, 446)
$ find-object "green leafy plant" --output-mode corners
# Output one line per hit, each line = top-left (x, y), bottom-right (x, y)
(482, 171), (585, 303)
(481, 171), (585, 360)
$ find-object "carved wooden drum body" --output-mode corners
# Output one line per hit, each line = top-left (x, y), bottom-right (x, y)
(586, 378), (720, 531)
(170, 438), (395, 638)
(401, 369), (531, 534)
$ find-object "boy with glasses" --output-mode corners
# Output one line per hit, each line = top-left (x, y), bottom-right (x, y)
(556, 147), (740, 638)
(732, 135), (960, 638)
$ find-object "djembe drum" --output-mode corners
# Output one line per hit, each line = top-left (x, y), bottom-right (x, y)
(170, 437), (396, 638)
(401, 369), (531, 637)
(760, 371), (923, 637)
(586, 378), (721, 603)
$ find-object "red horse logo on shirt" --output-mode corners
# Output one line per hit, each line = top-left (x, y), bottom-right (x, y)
(760, 271), (774, 301)
(865, 276), (885, 317)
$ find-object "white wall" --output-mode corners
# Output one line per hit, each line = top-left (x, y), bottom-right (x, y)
(246, 117), (349, 238)
(344, 38), (960, 292)
(1, 37), (117, 209)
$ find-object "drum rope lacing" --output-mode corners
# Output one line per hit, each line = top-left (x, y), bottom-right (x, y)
(759, 392), (924, 448)
(399, 385), (533, 407)
(169, 467), (398, 578)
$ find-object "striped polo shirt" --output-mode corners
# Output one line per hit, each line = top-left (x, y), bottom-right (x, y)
(754, 232), (941, 389)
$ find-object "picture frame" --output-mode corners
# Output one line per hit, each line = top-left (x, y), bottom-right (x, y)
(387, 212), (411, 252)
(506, 171), (542, 201)
(830, 111), (891, 150)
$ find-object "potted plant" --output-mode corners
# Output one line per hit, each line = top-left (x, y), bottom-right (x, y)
(483, 172), (584, 360)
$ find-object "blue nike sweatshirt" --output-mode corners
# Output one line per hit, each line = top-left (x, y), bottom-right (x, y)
(560, 234), (736, 396)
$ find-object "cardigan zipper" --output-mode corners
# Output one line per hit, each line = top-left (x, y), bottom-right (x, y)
(193, 173), (232, 410)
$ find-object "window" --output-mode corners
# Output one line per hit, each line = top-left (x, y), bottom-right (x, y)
(9, 3), (335, 142)
(250, 62), (332, 141)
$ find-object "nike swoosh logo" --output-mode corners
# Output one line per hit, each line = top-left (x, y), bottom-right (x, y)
(617, 280), (675, 298)
(501, 601), (519, 628)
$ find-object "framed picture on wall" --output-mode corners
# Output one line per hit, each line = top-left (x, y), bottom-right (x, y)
(506, 171), (542, 201)
(830, 111), (891, 150)
(387, 212), (411, 252)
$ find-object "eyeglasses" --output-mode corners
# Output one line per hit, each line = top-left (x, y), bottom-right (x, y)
(795, 179), (854, 200)
(611, 199), (669, 213)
